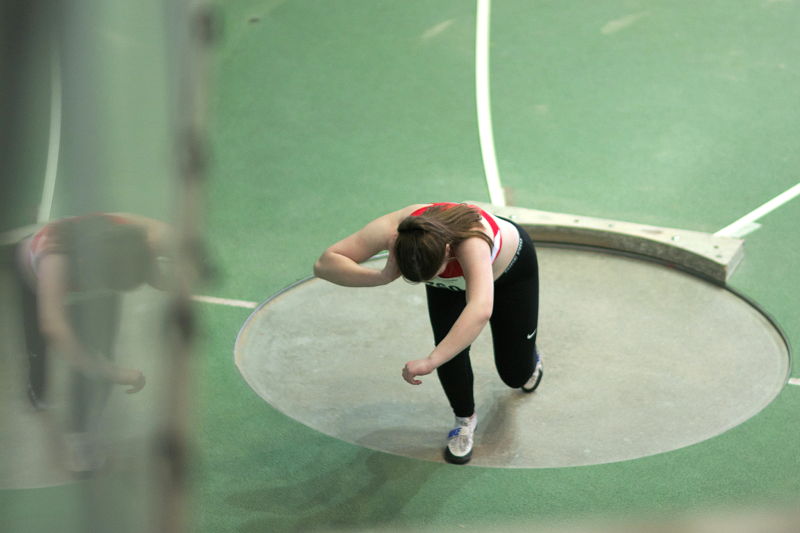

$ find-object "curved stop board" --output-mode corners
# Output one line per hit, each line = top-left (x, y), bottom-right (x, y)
(469, 201), (744, 285)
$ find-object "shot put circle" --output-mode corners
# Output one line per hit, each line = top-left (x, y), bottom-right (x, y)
(235, 246), (789, 468)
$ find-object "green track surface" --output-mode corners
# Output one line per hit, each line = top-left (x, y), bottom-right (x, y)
(3, 1), (799, 532)
(197, 1), (800, 531)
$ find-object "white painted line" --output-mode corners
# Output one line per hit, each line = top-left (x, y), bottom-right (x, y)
(475, 0), (506, 207)
(191, 295), (258, 309)
(715, 183), (800, 237)
(724, 221), (761, 239)
(421, 19), (454, 42)
(601, 12), (648, 35)
(38, 44), (62, 223)
(789, 378), (800, 386)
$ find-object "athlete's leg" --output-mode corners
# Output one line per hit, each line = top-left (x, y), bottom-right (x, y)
(490, 226), (540, 388)
(425, 285), (475, 418)
(68, 292), (120, 432)
(12, 243), (49, 407)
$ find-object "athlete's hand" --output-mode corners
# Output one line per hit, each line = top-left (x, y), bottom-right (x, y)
(402, 358), (435, 385)
(109, 367), (147, 394)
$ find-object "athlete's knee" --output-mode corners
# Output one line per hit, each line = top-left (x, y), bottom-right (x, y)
(497, 368), (529, 389)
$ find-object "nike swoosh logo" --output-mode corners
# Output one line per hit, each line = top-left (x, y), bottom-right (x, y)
(526, 329), (536, 340)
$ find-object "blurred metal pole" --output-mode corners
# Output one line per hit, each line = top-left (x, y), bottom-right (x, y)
(159, 1), (215, 532)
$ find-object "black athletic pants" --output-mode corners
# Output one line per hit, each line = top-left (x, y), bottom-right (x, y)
(425, 220), (539, 418)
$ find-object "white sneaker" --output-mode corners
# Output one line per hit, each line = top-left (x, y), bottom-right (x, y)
(444, 413), (477, 464)
(521, 350), (543, 393)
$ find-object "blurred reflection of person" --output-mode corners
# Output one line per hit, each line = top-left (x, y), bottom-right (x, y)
(12, 213), (172, 471)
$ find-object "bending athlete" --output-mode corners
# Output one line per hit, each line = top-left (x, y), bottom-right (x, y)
(314, 203), (542, 464)
(13, 213), (172, 471)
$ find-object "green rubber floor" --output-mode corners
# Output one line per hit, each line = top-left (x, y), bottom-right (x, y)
(2, 1), (800, 532)
(196, 1), (800, 530)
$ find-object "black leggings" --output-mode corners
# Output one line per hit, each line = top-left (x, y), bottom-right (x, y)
(426, 220), (539, 418)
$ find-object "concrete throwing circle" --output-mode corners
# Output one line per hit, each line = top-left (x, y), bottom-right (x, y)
(235, 247), (789, 468)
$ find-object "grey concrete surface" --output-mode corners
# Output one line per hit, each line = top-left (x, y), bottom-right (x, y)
(237, 247), (789, 468)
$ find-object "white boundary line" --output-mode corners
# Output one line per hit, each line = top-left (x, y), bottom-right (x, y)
(191, 295), (258, 309)
(715, 183), (800, 237)
(38, 43), (62, 224)
(476, 0), (506, 207)
(789, 378), (800, 387)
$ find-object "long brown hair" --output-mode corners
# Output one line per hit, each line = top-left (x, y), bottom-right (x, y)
(394, 204), (493, 282)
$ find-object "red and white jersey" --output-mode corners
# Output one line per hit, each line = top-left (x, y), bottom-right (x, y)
(410, 202), (502, 291)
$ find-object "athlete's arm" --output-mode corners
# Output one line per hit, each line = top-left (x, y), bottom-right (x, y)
(37, 254), (146, 393)
(402, 237), (494, 384)
(314, 205), (425, 287)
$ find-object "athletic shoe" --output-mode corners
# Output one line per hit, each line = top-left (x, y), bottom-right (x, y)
(521, 350), (543, 393)
(443, 413), (477, 465)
